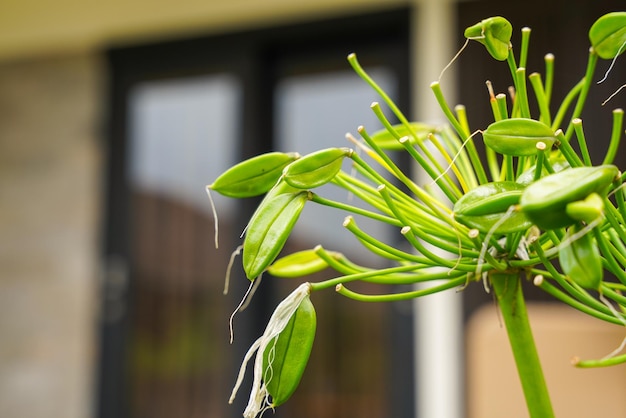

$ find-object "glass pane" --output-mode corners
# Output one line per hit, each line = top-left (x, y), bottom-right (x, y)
(274, 69), (401, 418)
(129, 75), (238, 213)
(276, 69), (397, 262)
(127, 74), (240, 418)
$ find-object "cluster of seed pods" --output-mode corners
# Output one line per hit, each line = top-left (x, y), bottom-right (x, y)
(209, 12), (626, 417)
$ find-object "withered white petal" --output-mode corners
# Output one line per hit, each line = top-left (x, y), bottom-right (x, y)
(229, 282), (312, 417)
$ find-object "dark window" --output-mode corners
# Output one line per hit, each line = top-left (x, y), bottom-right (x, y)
(99, 8), (413, 418)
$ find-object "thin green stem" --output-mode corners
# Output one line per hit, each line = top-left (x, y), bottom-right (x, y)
(575, 353), (626, 368)
(516, 67), (532, 118)
(352, 133), (458, 235)
(555, 129), (584, 167)
(310, 192), (402, 227)
(377, 184), (477, 250)
(402, 225), (491, 272)
(551, 79), (584, 131)
(608, 228), (626, 261)
(542, 156), (556, 174)
(331, 172), (395, 214)
(308, 262), (461, 291)
(496, 93), (509, 119)
(347, 151), (437, 218)
(430, 81), (467, 138)
(506, 230), (525, 259)
(516, 155), (528, 179)
(529, 72), (552, 126)
(347, 53), (415, 138)
(369, 102), (462, 201)
(519, 27), (531, 69)
(341, 167), (465, 244)
(544, 54), (555, 107)
(563, 50), (599, 141)
(421, 132), (471, 195)
(478, 247), (510, 272)
(593, 227), (626, 285)
(439, 126), (478, 190)
(612, 190), (626, 235)
(488, 87), (503, 121)
(335, 275), (468, 302)
(601, 285), (626, 313)
(397, 137), (462, 202)
(342, 215), (430, 264)
(534, 275), (625, 325)
(603, 108), (624, 165)
(466, 230), (507, 265)
(455, 104), (472, 135)
(604, 199), (626, 245)
(531, 242), (613, 315)
(507, 50), (521, 118)
(454, 104), (484, 186)
(487, 147), (501, 182)
(572, 119), (592, 166)
(313, 245), (461, 285)
(490, 272), (555, 418)
(533, 149), (546, 182)
(431, 82), (489, 184)
(503, 154), (515, 181)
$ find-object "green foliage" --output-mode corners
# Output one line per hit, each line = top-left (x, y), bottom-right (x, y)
(369, 122), (438, 150)
(217, 12), (626, 418)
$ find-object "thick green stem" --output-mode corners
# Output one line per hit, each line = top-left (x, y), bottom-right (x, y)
(490, 272), (555, 418)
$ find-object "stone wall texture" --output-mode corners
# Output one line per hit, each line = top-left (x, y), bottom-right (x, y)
(0, 52), (102, 418)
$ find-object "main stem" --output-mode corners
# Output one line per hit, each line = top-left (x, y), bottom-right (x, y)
(490, 272), (555, 418)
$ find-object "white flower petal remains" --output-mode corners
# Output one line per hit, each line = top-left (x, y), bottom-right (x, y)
(229, 282), (312, 418)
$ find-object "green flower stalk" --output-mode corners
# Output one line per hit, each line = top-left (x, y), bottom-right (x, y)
(210, 12), (626, 418)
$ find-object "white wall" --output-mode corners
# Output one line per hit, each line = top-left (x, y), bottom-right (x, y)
(0, 0), (406, 61)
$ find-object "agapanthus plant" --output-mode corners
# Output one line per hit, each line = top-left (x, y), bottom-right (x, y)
(208, 12), (626, 418)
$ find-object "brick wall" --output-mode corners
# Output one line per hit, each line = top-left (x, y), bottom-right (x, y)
(0, 53), (102, 418)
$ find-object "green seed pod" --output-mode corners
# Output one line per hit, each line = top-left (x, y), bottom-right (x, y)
(520, 165), (619, 230)
(565, 193), (605, 224)
(453, 181), (532, 233)
(283, 147), (350, 189)
(210, 152), (299, 198)
(464, 16), (513, 61)
(589, 12), (626, 59)
(243, 191), (309, 279)
(455, 212), (532, 235)
(559, 224), (603, 290)
(516, 159), (570, 186)
(455, 182), (525, 216)
(483, 118), (555, 156)
(263, 296), (316, 407)
(369, 122), (438, 150)
(267, 249), (336, 278)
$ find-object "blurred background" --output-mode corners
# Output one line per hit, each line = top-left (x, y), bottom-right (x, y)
(1, 0), (625, 417)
